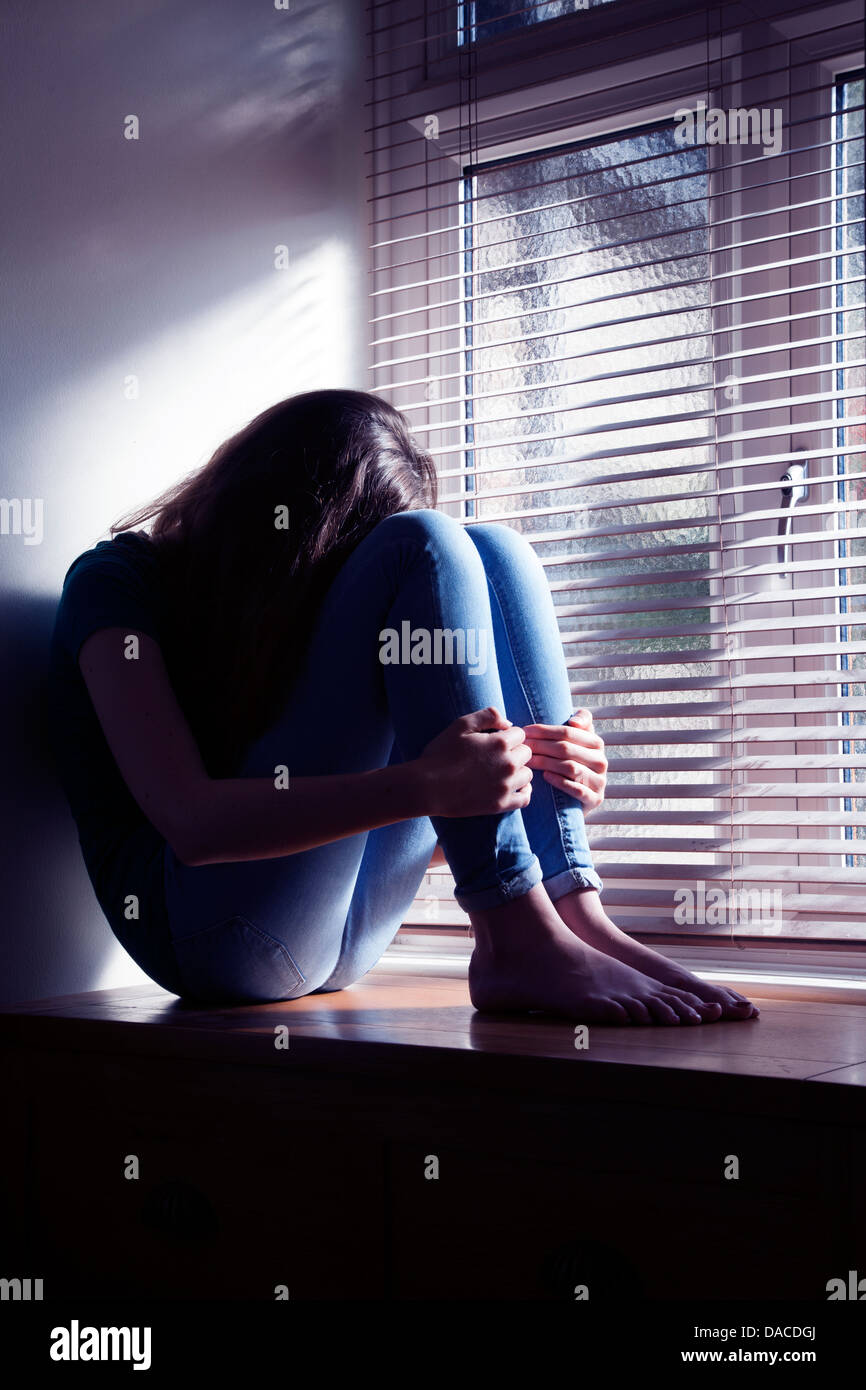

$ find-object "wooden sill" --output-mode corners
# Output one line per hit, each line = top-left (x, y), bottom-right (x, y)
(2, 971), (865, 1102)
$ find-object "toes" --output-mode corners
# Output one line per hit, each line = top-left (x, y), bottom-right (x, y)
(718, 990), (760, 1019)
(658, 992), (704, 1025)
(725, 987), (752, 1005)
(672, 987), (722, 1021)
(645, 995), (682, 1025)
(678, 976), (760, 1020)
(599, 998), (631, 1025)
(622, 997), (653, 1025)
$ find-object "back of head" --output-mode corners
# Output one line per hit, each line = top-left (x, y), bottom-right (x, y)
(111, 389), (437, 774)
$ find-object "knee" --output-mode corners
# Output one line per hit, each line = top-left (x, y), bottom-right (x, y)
(465, 520), (541, 574)
(373, 507), (483, 569)
(375, 506), (465, 547)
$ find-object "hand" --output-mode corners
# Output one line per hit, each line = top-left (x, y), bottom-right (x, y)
(522, 708), (607, 811)
(416, 706), (533, 818)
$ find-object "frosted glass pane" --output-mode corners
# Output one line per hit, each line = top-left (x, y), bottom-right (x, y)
(460, 0), (617, 45)
(464, 123), (714, 786)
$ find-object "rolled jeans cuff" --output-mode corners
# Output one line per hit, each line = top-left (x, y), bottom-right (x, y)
(453, 855), (544, 913)
(543, 865), (604, 901)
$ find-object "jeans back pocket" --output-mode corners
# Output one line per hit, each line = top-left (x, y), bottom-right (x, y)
(172, 915), (306, 1005)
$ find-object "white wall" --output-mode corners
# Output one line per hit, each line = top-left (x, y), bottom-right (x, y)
(0, 0), (368, 1001)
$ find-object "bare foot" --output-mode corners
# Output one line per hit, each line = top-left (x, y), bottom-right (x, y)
(554, 888), (760, 1021)
(468, 885), (724, 1025)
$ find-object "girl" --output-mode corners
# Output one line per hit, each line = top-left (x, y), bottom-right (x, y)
(48, 389), (757, 1024)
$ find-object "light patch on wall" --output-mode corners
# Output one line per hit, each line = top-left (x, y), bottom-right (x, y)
(35, 237), (353, 574)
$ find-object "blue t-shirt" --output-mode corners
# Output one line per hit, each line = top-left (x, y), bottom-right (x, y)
(48, 530), (184, 993)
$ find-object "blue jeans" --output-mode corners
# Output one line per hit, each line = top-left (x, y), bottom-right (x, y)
(161, 509), (602, 1004)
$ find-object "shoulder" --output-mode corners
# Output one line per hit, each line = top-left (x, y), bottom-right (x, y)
(61, 530), (159, 588)
(53, 531), (166, 661)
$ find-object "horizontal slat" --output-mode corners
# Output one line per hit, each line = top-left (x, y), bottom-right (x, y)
(369, 89), (861, 237)
(556, 884), (866, 917)
(436, 424), (863, 489)
(574, 673), (866, 698)
(564, 915), (853, 934)
(467, 469), (866, 528)
(368, 83), (863, 196)
(588, 836), (863, 856)
(409, 392), (864, 475)
(605, 755), (866, 770)
(587, 806), (866, 824)
(403, 326), (864, 421)
(424, 406), (866, 467)
(371, 163), (864, 278)
(463, 485), (866, 534)
(585, 885), (866, 914)
(372, 75), (862, 225)
(440, 457), (866, 516)
(378, 327), (862, 402)
(594, 727), (866, 747)
(371, 255), (863, 353)
(555, 583), (866, 621)
(370, 201), (864, 322)
(371, 228), (864, 331)
(563, 611), (866, 647)
(536, 534), (863, 576)
(599, 782), (866, 800)
(594, 861), (866, 882)
(409, 882), (866, 916)
(570, 642), (866, 672)
(373, 286), (862, 378)
(548, 548), (866, 590)
(441, 437), (863, 496)
(399, 349), (864, 419)
(591, 697), (866, 721)
(535, 518), (866, 558)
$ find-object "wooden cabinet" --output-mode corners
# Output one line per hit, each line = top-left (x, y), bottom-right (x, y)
(0, 983), (862, 1302)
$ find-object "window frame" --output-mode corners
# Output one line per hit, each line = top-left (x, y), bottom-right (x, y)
(367, 0), (866, 967)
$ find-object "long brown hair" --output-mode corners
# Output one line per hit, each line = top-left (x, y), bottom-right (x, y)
(111, 389), (438, 775)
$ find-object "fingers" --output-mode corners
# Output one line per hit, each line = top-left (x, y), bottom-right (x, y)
(495, 726), (530, 752)
(523, 724), (607, 769)
(529, 740), (607, 776)
(523, 720), (602, 745)
(540, 769), (603, 810)
(502, 775), (533, 810)
(521, 712), (607, 812)
(528, 752), (603, 785)
(463, 705), (511, 731)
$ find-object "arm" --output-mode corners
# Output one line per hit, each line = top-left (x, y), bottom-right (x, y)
(78, 628), (533, 867)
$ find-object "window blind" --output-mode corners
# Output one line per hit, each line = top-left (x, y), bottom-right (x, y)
(365, 0), (865, 941)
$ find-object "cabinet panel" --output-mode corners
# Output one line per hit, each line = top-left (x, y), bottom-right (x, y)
(388, 1137), (840, 1300)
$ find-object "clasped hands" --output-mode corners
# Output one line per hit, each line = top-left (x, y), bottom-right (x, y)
(428, 708), (606, 865)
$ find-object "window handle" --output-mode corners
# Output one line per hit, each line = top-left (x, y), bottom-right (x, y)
(777, 459), (809, 572)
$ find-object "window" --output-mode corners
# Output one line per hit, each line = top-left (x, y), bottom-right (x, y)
(366, 0), (865, 942)
(458, 0), (617, 46)
(834, 73), (866, 857)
